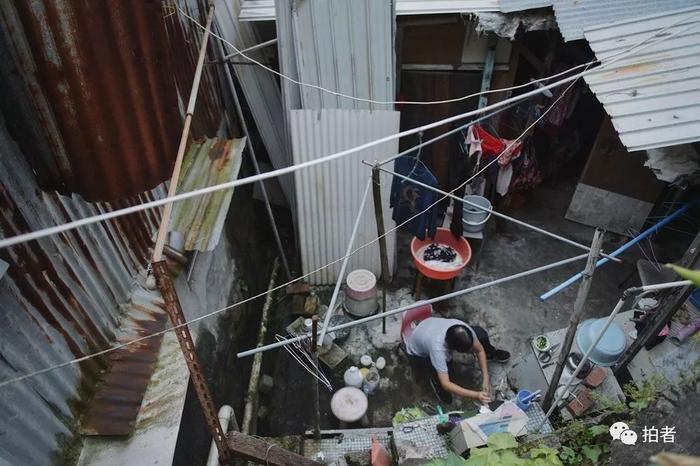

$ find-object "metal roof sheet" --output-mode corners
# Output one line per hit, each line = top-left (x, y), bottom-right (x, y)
(583, 6), (700, 151)
(290, 109), (399, 284)
(169, 137), (245, 252)
(289, 0), (395, 111)
(240, 0), (500, 21)
(497, 0), (553, 13)
(552, 0), (698, 42)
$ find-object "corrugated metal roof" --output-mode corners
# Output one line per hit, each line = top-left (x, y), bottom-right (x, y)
(0, 125), (164, 464)
(169, 137), (245, 252)
(215, 0), (296, 206)
(499, 0), (553, 13)
(583, 6), (700, 151)
(288, 0), (395, 110)
(241, 0), (500, 21)
(552, 0), (698, 42)
(290, 109), (398, 284)
(0, 0), (181, 202)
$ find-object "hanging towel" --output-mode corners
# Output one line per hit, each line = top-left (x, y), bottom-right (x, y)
(496, 164), (513, 196)
(390, 156), (439, 240)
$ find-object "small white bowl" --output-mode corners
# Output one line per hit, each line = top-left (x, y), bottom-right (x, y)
(534, 335), (551, 352)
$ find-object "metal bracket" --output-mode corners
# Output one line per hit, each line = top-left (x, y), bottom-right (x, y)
(152, 260), (233, 464)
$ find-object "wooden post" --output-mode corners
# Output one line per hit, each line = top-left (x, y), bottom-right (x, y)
(311, 315), (321, 439)
(372, 166), (390, 332)
(614, 229), (700, 372)
(542, 229), (604, 411)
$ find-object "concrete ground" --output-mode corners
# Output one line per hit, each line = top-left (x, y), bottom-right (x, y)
(263, 180), (674, 435)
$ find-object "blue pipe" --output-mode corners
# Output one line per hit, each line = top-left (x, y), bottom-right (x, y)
(539, 202), (694, 301)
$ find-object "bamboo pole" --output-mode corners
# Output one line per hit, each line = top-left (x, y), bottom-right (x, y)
(372, 166), (390, 333)
(542, 229), (604, 411)
(152, 4), (215, 262)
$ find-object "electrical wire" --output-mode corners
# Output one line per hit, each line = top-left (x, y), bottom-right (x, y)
(2, 11), (699, 251)
(178, 3), (700, 106)
(0, 54), (586, 390)
(1, 11), (698, 388)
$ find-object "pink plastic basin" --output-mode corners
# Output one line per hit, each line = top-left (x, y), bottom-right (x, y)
(410, 227), (472, 280)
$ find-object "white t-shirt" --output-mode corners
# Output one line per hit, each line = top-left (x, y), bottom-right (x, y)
(405, 317), (477, 373)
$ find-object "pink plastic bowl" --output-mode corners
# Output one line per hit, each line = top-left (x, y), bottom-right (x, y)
(410, 227), (472, 280)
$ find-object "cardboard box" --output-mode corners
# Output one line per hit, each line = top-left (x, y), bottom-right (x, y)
(449, 402), (528, 454)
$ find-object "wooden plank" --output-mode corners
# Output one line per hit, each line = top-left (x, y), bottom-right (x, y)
(227, 431), (322, 466)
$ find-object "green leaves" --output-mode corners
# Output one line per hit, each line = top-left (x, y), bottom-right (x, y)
(587, 425), (609, 437)
(488, 433), (519, 451)
(581, 445), (602, 463)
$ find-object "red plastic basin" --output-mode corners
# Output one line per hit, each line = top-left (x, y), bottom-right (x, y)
(410, 227), (472, 280)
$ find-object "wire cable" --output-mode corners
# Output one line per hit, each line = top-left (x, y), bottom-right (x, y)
(179, 3), (700, 106)
(0, 54), (585, 390)
(3, 11), (699, 250)
(2, 12), (698, 388)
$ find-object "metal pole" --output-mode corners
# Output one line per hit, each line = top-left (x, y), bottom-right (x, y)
(153, 260), (233, 463)
(318, 178), (373, 344)
(153, 4), (216, 262)
(371, 164), (621, 264)
(540, 202), (695, 301)
(238, 253), (589, 358)
(372, 166), (390, 334)
(538, 279), (693, 428)
(542, 229), (604, 411)
(614, 228), (700, 371)
(222, 38), (278, 61)
(214, 25), (293, 281)
(311, 315), (321, 439)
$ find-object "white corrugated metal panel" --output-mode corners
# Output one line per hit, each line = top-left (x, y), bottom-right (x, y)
(290, 110), (399, 285)
(583, 6), (700, 151)
(499, 0), (553, 13)
(291, 0), (394, 111)
(242, 0), (500, 21)
(552, 0), (698, 42)
(215, 0), (295, 206)
(398, 0), (500, 14)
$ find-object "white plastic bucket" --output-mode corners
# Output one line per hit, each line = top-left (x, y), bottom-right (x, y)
(462, 195), (491, 233)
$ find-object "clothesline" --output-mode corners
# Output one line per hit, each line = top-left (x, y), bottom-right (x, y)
(1, 13), (697, 390)
(237, 253), (590, 358)
(3, 12), (697, 251)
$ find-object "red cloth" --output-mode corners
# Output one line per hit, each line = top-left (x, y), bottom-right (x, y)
(471, 125), (523, 166)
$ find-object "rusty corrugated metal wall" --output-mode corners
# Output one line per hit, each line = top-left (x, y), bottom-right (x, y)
(0, 0), (225, 202)
(0, 121), (166, 464)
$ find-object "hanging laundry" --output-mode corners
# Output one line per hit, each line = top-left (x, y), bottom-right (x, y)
(390, 155), (439, 240)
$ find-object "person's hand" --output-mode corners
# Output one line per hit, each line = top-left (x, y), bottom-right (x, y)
(482, 379), (490, 395)
(478, 390), (492, 404)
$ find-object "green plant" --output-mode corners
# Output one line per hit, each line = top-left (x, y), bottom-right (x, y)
(624, 375), (665, 412)
(554, 421), (609, 465)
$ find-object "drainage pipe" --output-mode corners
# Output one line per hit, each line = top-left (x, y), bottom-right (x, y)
(206, 405), (235, 466)
(241, 258), (280, 435)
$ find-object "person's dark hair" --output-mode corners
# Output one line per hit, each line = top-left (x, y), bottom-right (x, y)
(446, 325), (473, 353)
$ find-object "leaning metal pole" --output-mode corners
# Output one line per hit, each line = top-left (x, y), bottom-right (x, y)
(153, 261), (233, 463)
(542, 228), (604, 411)
(372, 166), (391, 334)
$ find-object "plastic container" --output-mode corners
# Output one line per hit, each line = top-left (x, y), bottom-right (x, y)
(343, 366), (364, 388)
(516, 390), (533, 412)
(576, 319), (626, 367)
(344, 269), (378, 317)
(462, 195), (492, 233)
(410, 227), (472, 281)
(363, 369), (380, 394)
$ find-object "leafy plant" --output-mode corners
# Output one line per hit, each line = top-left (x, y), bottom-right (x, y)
(553, 420), (609, 466)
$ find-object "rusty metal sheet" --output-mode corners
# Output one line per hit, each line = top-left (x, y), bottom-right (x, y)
(0, 126), (165, 463)
(169, 137), (245, 251)
(0, 0), (224, 202)
(81, 291), (169, 436)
